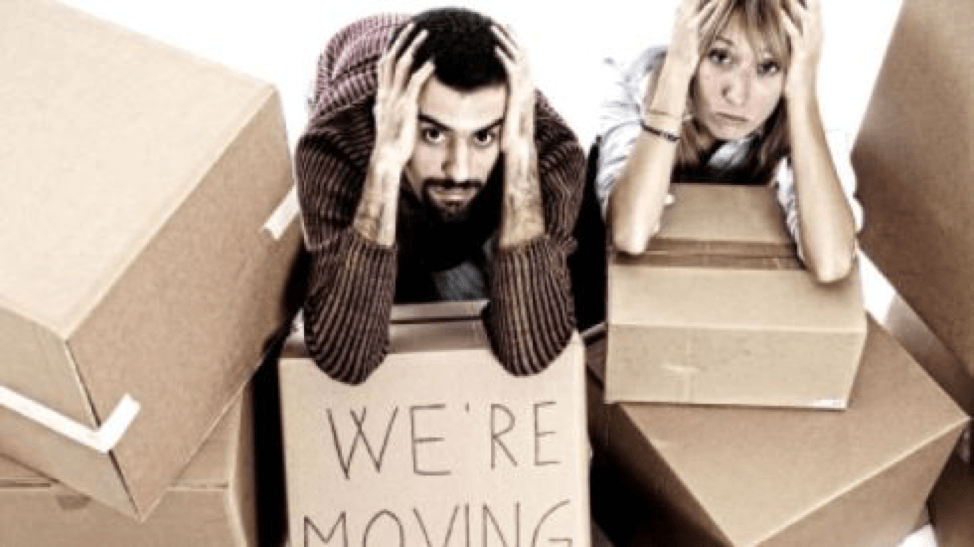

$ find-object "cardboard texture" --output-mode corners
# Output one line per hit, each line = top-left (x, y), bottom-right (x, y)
(588, 319), (968, 547)
(0, 390), (256, 547)
(0, 0), (302, 519)
(606, 183), (866, 408)
(928, 455), (974, 547)
(853, 0), (974, 377)
(279, 302), (591, 547)
(885, 295), (974, 464)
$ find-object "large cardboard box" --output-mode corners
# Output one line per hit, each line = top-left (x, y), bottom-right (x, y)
(852, 0), (974, 377)
(0, 390), (256, 547)
(606, 183), (866, 408)
(885, 295), (973, 464)
(0, 0), (303, 519)
(279, 302), (591, 547)
(589, 319), (967, 547)
(928, 455), (974, 547)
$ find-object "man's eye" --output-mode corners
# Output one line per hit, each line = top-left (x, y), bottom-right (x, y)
(757, 61), (781, 76)
(708, 48), (731, 65)
(473, 130), (496, 147)
(422, 127), (444, 144)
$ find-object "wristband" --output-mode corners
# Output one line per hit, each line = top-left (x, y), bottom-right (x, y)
(640, 120), (680, 143)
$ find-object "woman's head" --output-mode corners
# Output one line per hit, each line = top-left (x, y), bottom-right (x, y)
(693, 0), (790, 140)
(676, 0), (795, 182)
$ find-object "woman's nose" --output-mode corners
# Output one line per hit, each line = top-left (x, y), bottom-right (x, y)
(722, 70), (751, 107)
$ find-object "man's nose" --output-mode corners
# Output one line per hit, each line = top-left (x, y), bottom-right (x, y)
(722, 69), (751, 107)
(442, 141), (470, 182)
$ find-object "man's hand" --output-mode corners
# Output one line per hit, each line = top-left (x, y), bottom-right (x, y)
(354, 23), (435, 246)
(492, 25), (545, 249)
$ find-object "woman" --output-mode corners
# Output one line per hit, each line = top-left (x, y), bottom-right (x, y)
(595, 0), (862, 283)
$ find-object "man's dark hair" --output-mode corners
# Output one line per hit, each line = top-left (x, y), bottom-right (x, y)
(389, 8), (507, 91)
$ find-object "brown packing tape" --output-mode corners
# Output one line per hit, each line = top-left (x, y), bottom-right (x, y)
(645, 237), (796, 259)
(625, 252), (802, 271)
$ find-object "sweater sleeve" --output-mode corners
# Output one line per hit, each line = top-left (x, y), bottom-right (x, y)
(295, 125), (397, 385)
(484, 96), (586, 376)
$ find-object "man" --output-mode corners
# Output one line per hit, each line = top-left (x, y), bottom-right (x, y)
(296, 9), (585, 384)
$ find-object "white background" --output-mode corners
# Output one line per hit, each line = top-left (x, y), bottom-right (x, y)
(59, 0), (902, 320)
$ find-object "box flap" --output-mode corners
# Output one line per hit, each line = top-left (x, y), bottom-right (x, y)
(614, 319), (967, 545)
(0, 0), (272, 335)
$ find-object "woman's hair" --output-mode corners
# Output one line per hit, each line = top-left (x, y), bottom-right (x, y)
(387, 8), (507, 92)
(674, 0), (795, 184)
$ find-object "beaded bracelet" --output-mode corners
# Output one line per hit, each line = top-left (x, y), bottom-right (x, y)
(640, 119), (680, 143)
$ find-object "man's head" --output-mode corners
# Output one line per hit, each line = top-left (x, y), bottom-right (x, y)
(389, 8), (509, 223)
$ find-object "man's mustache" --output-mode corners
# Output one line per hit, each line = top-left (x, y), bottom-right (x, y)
(424, 178), (485, 191)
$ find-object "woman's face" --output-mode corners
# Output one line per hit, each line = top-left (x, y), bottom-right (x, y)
(693, 14), (785, 142)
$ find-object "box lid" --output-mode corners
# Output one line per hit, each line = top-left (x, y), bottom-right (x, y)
(0, 0), (273, 336)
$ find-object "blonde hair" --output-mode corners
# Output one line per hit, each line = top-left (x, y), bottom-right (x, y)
(675, 0), (794, 184)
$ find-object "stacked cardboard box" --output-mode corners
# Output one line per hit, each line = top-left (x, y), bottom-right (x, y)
(606, 183), (866, 408)
(0, 0), (301, 540)
(852, 0), (974, 543)
(589, 320), (967, 546)
(0, 391), (256, 547)
(278, 302), (591, 547)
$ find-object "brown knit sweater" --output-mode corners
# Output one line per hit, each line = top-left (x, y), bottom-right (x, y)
(295, 14), (585, 384)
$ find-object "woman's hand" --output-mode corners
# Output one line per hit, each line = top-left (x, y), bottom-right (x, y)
(780, 0), (823, 101)
(666, 0), (728, 76)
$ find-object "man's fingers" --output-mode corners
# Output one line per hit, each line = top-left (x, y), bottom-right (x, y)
(379, 22), (414, 86)
(405, 60), (435, 100)
(391, 29), (428, 92)
(491, 25), (519, 62)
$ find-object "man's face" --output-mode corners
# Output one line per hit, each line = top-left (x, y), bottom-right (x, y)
(404, 76), (507, 223)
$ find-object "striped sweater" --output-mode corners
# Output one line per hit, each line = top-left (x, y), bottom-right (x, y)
(295, 14), (585, 384)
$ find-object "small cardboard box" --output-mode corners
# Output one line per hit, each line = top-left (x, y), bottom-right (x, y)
(853, 0), (974, 378)
(0, 390), (256, 547)
(0, 0), (302, 519)
(928, 454), (974, 547)
(279, 302), (591, 547)
(606, 183), (866, 408)
(589, 319), (968, 547)
(885, 295), (973, 465)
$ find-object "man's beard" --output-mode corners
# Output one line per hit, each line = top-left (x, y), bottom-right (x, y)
(421, 178), (486, 223)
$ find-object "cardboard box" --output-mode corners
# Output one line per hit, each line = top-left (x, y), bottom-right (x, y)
(589, 319), (967, 547)
(852, 0), (974, 378)
(885, 295), (973, 464)
(606, 183), (866, 408)
(0, 390), (256, 547)
(0, 0), (303, 519)
(928, 455), (974, 547)
(279, 302), (591, 547)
